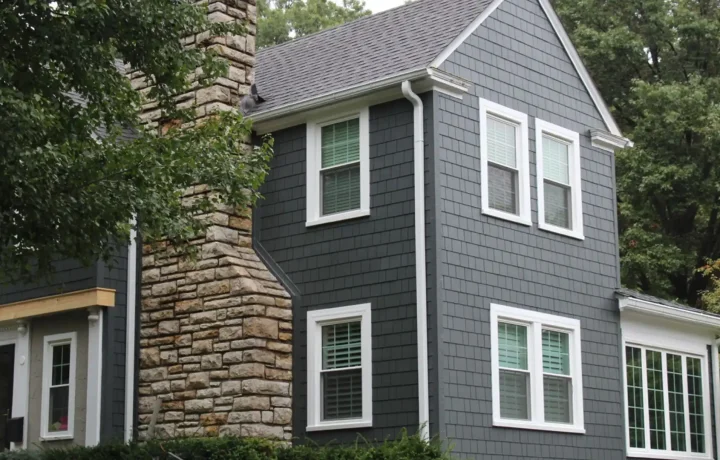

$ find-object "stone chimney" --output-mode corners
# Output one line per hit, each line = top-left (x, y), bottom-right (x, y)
(129, 0), (293, 442)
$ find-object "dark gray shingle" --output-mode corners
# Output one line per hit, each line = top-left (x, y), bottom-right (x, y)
(255, 0), (495, 114)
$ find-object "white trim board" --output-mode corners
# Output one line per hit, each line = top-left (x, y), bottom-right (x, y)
(430, 0), (623, 138)
(85, 308), (103, 446)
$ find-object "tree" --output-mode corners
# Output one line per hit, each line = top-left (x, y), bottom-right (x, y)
(554, 0), (720, 307)
(0, 0), (272, 282)
(257, 0), (371, 48)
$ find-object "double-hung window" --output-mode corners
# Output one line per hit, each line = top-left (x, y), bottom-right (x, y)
(535, 119), (584, 239)
(624, 344), (711, 458)
(41, 332), (76, 440)
(307, 304), (372, 431)
(306, 108), (370, 227)
(491, 304), (584, 433)
(479, 99), (531, 225)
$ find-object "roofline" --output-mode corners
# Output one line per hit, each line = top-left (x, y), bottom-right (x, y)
(251, 68), (470, 133)
(430, 0), (625, 139)
(618, 294), (720, 329)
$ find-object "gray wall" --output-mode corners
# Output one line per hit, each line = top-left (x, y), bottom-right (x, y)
(434, 0), (624, 458)
(27, 310), (89, 449)
(0, 260), (97, 304)
(256, 96), (437, 443)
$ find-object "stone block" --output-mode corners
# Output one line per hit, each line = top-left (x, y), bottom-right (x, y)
(192, 339), (214, 354)
(152, 281), (177, 296)
(221, 381), (243, 396)
(273, 408), (292, 425)
(228, 411), (261, 423)
(197, 280), (230, 297)
(229, 363), (265, 378)
(241, 379), (289, 396)
(201, 354), (223, 370)
(233, 396), (269, 410)
(186, 372), (210, 389)
(158, 320), (180, 334)
(244, 317), (278, 339)
(185, 399), (213, 413)
(240, 424), (283, 439)
(219, 326), (243, 341)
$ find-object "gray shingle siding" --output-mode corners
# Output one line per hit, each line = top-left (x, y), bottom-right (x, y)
(0, 260), (98, 304)
(434, 0), (624, 458)
(256, 96), (440, 443)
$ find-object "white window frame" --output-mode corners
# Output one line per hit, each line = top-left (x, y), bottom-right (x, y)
(306, 303), (372, 431)
(535, 119), (584, 240)
(40, 332), (77, 441)
(479, 99), (531, 226)
(306, 107), (370, 227)
(622, 340), (713, 459)
(490, 304), (585, 433)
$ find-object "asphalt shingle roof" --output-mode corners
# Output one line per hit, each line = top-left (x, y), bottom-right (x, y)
(254, 0), (495, 114)
(616, 288), (720, 319)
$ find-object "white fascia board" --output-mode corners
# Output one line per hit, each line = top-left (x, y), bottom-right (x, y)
(251, 68), (469, 134)
(618, 296), (720, 329)
(590, 129), (634, 151)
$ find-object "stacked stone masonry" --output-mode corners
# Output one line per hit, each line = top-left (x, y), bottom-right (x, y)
(130, 0), (293, 442)
(138, 201), (292, 441)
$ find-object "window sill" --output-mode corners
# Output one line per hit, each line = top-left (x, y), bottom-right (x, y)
(307, 419), (373, 432)
(538, 222), (585, 240)
(40, 434), (74, 442)
(627, 450), (712, 460)
(306, 209), (370, 227)
(481, 208), (532, 227)
(493, 419), (585, 434)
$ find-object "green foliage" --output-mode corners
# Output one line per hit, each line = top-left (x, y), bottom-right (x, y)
(554, 0), (720, 306)
(698, 259), (720, 313)
(0, 433), (449, 460)
(0, 0), (273, 282)
(257, 0), (371, 48)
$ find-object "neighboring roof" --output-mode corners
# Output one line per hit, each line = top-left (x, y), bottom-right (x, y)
(254, 0), (495, 114)
(616, 288), (720, 320)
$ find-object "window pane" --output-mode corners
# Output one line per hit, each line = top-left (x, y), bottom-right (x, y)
(542, 330), (570, 375)
(488, 164), (518, 215)
(322, 322), (361, 370)
(322, 165), (360, 215)
(322, 368), (362, 421)
(646, 350), (666, 450)
(498, 322), (527, 370)
(687, 357), (705, 453)
(544, 182), (571, 229)
(542, 135), (570, 185)
(322, 118), (360, 168)
(544, 376), (571, 424)
(626, 347), (645, 448)
(48, 386), (69, 432)
(487, 117), (517, 168)
(500, 370), (529, 420)
(52, 344), (71, 386)
(666, 354), (686, 452)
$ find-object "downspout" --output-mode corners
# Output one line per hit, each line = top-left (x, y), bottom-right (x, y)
(402, 81), (430, 440)
(124, 218), (138, 443)
(713, 338), (720, 459)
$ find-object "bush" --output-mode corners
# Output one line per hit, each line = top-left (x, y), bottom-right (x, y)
(0, 432), (450, 460)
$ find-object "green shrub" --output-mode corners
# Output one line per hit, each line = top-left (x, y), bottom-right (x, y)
(0, 431), (449, 460)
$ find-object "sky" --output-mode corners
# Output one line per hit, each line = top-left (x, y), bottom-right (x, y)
(332, 0), (405, 13)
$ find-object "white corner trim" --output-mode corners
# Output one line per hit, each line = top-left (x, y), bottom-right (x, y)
(535, 119), (585, 241)
(590, 129), (633, 151)
(618, 296), (720, 329)
(430, 0), (506, 68)
(14, 322), (30, 450)
(402, 81), (430, 441)
(124, 218), (138, 443)
(40, 332), (77, 441)
(306, 108), (370, 227)
(479, 98), (532, 226)
(537, 0), (622, 137)
(306, 304), (373, 432)
(490, 304), (585, 433)
(85, 308), (103, 446)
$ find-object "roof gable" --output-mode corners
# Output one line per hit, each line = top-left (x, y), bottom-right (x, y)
(255, 0), (495, 114)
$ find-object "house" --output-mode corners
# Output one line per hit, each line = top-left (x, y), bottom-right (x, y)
(4, 0), (720, 458)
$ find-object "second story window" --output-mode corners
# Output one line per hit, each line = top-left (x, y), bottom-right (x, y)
(480, 99), (531, 226)
(535, 119), (584, 240)
(306, 108), (370, 227)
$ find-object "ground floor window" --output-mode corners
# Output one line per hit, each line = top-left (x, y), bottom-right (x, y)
(625, 344), (709, 457)
(306, 304), (372, 431)
(41, 333), (76, 439)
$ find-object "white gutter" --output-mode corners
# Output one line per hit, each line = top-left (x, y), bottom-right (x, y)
(124, 218), (138, 443)
(714, 338), (720, 460)
(401, 81), (430, 441)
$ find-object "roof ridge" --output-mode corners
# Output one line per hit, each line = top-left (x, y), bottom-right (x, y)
(257, 0), (433, 55)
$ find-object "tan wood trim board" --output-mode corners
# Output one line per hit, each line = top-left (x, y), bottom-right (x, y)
(0, 288), (115, 322)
